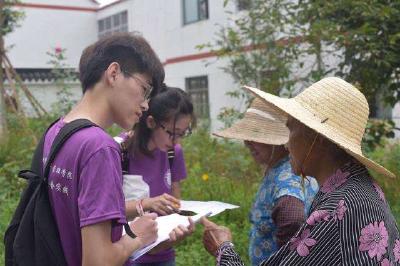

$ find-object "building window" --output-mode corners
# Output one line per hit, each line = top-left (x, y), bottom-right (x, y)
(186, 76), (210, 120)
(236, 0), (252, 11)
(183, 0), (208, 25)
(98, 10), (128, 38)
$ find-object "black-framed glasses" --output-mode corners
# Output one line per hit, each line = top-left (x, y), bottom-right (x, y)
(159, 123), (192, 140)
(123, 71), (153, 101)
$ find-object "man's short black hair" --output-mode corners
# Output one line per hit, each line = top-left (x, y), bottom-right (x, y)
(79, 33), (164, 94)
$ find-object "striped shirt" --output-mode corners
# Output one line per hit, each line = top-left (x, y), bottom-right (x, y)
(218, 161), (400, 265)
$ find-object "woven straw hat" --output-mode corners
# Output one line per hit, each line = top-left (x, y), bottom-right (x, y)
(213, 98), (289, 145)
(243, 77), (395, 178)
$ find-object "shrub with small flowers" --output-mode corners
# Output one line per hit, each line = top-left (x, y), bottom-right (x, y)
(47, 47), (78, 115)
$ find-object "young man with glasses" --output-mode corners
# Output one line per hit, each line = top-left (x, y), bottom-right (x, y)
(41, 33), (193, 266)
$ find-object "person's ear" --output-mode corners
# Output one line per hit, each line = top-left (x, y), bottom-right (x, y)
(105, 62), (120, 85)
(146, 115), (157, 129)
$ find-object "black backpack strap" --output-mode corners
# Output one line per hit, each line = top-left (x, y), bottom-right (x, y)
(167, 148), (174, 169)
(30, 119), (60, 176)
(43, 119), (96, 181)
(121, 143), (129, 175)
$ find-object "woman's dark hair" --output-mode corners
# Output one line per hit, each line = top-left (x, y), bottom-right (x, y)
(129, 84), (195, 156)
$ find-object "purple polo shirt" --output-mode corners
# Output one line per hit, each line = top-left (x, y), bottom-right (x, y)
(43, 119), (127, 266)
(129, 144), (187, 264)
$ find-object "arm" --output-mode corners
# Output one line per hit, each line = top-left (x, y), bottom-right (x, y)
(81, 213), (158, 266)
(171, 181), (181, 199)
(125, 193), (181, 219)
(271, 195), (306, 247)
(125, 199), (141, 221)
(201, 218), (245, 266)
(81, 221), (142, 266)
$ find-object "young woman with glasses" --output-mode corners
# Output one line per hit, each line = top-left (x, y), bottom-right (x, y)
(119, 84), (195, 266)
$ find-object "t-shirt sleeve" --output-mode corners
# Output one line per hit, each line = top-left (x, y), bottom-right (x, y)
(265, 195), (342, 265)
(170, 144), (187, 182)
(78, 146), (127, 227)
(272, 170), (305, 205)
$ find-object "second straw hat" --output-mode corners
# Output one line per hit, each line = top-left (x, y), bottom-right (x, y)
(214, 98), (289, 145)
(243, 77), (395, 178)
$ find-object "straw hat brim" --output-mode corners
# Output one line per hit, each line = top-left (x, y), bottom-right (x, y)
(213, 118), (289, 145)
(243, 85), (395, 178)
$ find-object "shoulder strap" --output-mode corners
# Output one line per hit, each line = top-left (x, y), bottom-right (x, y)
(30, 119), (60, 175)
(167, 148), (174, 169)
(121, 147), (129, 174)
(43, 119), (96, 181)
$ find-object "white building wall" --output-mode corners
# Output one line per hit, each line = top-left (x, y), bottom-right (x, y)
(164, 57), (243, 131)
(6, 0), (98, 68)
(29, 0), (98, 8)
(98, 0), (243, 131)
(15, 82), (82, 116)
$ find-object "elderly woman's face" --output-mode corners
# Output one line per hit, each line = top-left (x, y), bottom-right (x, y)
(244, 141), (274, 165)
(286, 117), (316, 175)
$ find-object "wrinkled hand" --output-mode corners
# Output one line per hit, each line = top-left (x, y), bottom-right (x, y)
(144, 193), (180, 216)
(201, 217), (232, 257)
(130, 213), (158, 248)
(168, 217), (196, 243)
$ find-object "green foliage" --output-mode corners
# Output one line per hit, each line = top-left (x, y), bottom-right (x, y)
(209, 0), (400, 148)
(177, 128), (260, 265)
(47, 47), (78, 116)
(305, 0), (400, 106)
(0, 116), (54, 263)
(363, 119), (395, 152)
(367, 140), (400, 220)
(0, 1), (25, 37)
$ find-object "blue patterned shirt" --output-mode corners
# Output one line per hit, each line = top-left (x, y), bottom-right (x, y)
(249, 157), (319, 265)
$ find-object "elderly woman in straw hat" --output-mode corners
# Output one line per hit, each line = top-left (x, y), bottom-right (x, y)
(201, 77), (400, 265)
(213, 98), (318, 265)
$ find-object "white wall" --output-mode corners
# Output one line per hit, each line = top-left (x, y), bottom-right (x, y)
(165, 57), (243, 131)
(27, 0), (98, 8)
(99, 0), (243, 131)
(5, 0), (98, 69)
(8, 82), (82, 116)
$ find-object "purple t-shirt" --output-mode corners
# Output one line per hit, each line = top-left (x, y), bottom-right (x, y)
(129, 144), (187, 263)
(43, 119), (127, 266)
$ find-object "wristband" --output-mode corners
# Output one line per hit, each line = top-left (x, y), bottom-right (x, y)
(124, 223), (137, 239)
(136, 199), (144, 216)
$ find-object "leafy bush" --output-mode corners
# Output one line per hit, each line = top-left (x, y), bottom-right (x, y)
(176, 128), (260, 265)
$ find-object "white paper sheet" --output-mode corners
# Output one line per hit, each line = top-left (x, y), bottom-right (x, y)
(130, 212), (206, 260)
(179, 200), (239, 216)
(127, 200), (239, 261)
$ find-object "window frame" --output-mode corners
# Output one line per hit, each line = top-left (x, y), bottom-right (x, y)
(98, 10), (129, 38)
(182, 0), (209, 26)
(185, 75), (210, 120)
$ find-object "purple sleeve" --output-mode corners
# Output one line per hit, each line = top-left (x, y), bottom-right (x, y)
(171, 144), (187, 182)
(78, 146), (127, 227)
